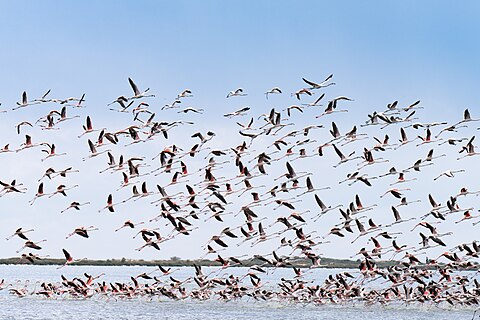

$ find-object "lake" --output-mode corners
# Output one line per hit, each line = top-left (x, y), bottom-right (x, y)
(0, 265), (475, 320)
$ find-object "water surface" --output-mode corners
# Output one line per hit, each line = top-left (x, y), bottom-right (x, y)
(0, 265), (475, 320)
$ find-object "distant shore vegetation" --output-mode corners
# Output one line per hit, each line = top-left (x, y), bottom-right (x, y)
(0, 256), (397, 269)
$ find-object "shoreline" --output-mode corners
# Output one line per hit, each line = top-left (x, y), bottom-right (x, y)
(0, 257), (396, 268)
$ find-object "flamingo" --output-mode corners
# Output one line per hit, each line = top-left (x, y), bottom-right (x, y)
(78, 116), (105, 138)
(457, 136), (480, 160)
(264, 87), (282, 99)
(58, 249), (86, 268)
(55, 106), (80, 123)
(12, 91), (41, 110)
(41, 143), (67, 162)
(60, 201), (91, 214)
(402, 100), (423, 112)
(395, 197), (421, 207)
(302, 74), (335, 90)
(176, 89), (193, 99)
(385, 206), (416, 227)
(292, 88), (313, 100)
(32, 89), (52, 103)
(15, 121), (33, 134)
(433, 169), (465, 181)
(456, 187), (480, 197)
(455, 108), (480, 126)
(296, 176), (330, 197)
(6, 228), (34, 241)
(178, 107), (204, 114)
(312, 194), (341, 221)
(341, 126), (368, 146)
(455, 210), (480, 224)
(128, 77), (155, 100)
(17, 240), (47, 253)
(83, 139), (111, 161)
(115, 220), (145, 232)
(389, 172), (417, 186)
(29, 183), (49, 205)
(380, 188), (411, 199)
(357, 147), (389, 169)
(52, 167), (79, 178)
(66, 226), (98, 239)
(226, 88), (247, 98)
(316, 99), (350, 118)
(332, 144), (361, 168)
(98, 194), (115, 213)
(0, 180), (26, 196)
(16, 135), (47, 153)
(48, 184), (79, 198)
(394, 128), (412, 150)
(416, 128), (441, 146)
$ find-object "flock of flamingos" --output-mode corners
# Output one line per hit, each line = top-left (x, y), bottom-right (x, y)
(1, 74), (480, 307)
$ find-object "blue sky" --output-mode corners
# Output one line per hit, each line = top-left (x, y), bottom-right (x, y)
(0, 1), (479, 261)
(1, 1), (479, 108)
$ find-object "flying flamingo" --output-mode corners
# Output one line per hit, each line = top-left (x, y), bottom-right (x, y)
(16, 135), (47, 152)
(78, 116), (105, 138)
(332, 144), (361, 168)
(115, 220), (145, 232)
(416, 128), (442, 146)
(380, 188), (411, 199)
(57, 249), (86, 269)
(264, 87), (282, 99)
(396, 197), (421, 207)
(17, 239), (47, 253)
(12, 91), (41, 110)
(394, 128), (413, 150)
(29, 183), (49, 205)
(433, 169), (465, 181)
(357, 148), (389, 169)
(52, 167), (79, 178)
(389, 172), (417, 186)
(457, 136), (480, 160)
(32, 89), (52, 103)
(60, 201), (91, 214)
(66, 226), (98, 239)
(15, 121), (33, 134)
(55, 106), (80, 123)
(6, 228), (34, 241)
(83, 139), (111, 161)
(41, 143), (67, 162)
(455, 210), (480, 224)
(302, 74), (335, 90)
(315, 98), (351, 118)
(0, 180), (26, 196)
(312, 194), (341, 221)
(98, 194), (115, 213)
(128, 77), (155, 100)
(296, 177), (330, 197)
(48, 184), (79, 198)
(226, 88), (247, 98)
(455, 108), (480, 126)
(385, 206), (416, 227)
